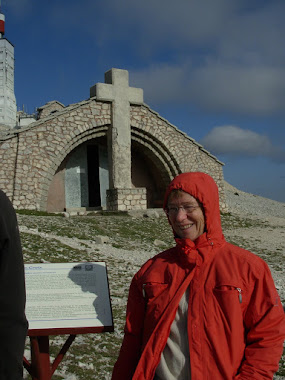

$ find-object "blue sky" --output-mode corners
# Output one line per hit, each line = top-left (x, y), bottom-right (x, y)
(2, 0), (285, 202)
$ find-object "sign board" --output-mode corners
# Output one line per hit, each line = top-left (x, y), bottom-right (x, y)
(25, 262), (113, 336)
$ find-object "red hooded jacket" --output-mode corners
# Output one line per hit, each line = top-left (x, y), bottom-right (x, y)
(112, 172), (285, 380)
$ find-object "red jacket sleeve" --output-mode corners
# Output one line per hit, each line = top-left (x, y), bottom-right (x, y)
(235, 262), (285, 379)
(112, 273), (146, 380)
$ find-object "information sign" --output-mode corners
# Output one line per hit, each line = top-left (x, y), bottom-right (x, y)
(25, 262), (113, 335)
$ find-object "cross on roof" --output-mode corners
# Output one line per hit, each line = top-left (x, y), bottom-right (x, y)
(94, 68), (143, 105)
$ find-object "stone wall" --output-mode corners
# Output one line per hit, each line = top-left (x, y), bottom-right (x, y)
(107, 188), (147, 211)
(0, 99), (111, 209)
(37, 101), (65, 120)
(0, 134), (18, 197)
(0, 97), (227, 212)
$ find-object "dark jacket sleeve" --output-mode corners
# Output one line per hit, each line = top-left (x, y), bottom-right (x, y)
(112, 273), (146, 380)
(235, 261), (285, 379)
(0, 190), (28, 379)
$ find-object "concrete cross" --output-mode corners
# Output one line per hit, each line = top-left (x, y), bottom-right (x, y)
(90, 68), (143, 189)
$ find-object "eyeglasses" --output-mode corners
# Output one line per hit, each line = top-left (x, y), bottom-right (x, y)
(166, 205), (200, 216)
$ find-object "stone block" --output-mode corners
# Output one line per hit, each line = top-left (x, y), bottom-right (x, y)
(95, 235), (109, 244)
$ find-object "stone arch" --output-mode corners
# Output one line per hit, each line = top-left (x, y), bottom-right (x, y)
(131, 126), (181, 207)
(47, 125), (109, 181)
(42, 125), (109, 211)
(44, 122), (185, 211)
(131, 126), (180, 179)
(130, 105), (205, 174)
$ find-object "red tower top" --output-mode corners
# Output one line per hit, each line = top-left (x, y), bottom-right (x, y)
(0, 13), (5, 36)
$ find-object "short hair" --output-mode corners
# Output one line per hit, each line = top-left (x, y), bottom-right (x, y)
(167, 189), (185, 203)
(166, 189), (204, 212)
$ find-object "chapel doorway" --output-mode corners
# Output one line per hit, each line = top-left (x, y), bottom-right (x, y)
(87, 145), (101, 207)
(46, 140), (109, 212)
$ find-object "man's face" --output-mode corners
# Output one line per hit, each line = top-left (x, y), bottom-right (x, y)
(167, 191), (205, 241)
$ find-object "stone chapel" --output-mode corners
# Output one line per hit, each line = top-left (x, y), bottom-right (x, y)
(0, 68), (227, 213)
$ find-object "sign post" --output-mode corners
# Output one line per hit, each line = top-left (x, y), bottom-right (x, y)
(23, 262), (114, 379)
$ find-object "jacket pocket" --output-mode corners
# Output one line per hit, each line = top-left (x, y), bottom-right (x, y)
(142, 282), (169, 328)
(142, 282), (168, 301)
(211, 284), (246, 328)
(214, 284), (243, 304)
(141, 281), (170, 348)
(208, 284), (247, 375)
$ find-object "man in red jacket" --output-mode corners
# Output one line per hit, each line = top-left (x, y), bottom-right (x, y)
(112, 172), (285, 380)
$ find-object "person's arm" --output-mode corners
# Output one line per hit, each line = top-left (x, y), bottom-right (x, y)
(112, 274), (146, 380)
(0, 190), (28, 379)
(235, 262), (285, 380)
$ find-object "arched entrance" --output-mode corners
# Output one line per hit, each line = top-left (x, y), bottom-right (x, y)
(46, 138), (109, 212)
(131, 142), (170, 208)
(46, 129), (180, 212)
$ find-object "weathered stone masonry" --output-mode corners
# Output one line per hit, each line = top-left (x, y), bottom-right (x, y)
(0, 99), (111, 210)
(0, 69), (227, 213)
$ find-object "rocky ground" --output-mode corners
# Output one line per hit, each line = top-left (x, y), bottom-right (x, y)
(18, 181), (285, 379)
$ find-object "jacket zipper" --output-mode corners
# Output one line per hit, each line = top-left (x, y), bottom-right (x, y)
(236, 287), (242, 303)
(142, 284), (146, 298)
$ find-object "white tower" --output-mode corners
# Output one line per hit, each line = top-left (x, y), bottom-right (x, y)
(0, 8), (17, 129)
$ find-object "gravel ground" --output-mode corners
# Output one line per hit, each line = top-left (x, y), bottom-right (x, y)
(224, 181), (285, 220)
(19, 181), (285, 379)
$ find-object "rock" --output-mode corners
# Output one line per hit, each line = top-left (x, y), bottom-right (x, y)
(154, 239), (168, 247)
(95, 235), (109, 244)
(40, 258), (50, 263)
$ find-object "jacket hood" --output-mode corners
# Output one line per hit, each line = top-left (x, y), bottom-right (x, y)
(163, 172), (224, 244)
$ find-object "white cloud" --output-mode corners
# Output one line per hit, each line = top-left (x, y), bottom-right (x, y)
(131, 62), (285, 116)
(102, 0), (236, 49)
(126, 1), (285, 116)
(217, 1), (285, 65)
(188, 64), (285, 115)
(25, 0), (235, 53)
(54, 0), (284, 64)
(200, 125), (285, 162)
(130, 64), (189, 104)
